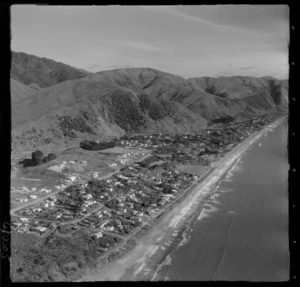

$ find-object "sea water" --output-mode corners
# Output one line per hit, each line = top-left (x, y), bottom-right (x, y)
(163, 119), (289, 281)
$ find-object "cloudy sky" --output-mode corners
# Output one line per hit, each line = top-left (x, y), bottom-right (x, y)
(11, 5), (289, 79)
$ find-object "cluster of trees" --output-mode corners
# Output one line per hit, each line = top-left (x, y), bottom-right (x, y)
(105, 199), (120, 210)
(135, 192), (162, 208)
(80, 140), (116, 151)
(110, 91), (146, 132)
(198, 147), (218, 156)
(212, 115), (235, 124)
(85, 179), (110, 198)
(138, 155), (160, 168)
(19, 150), (57, 168)
(139, 93), (166, 121)
(57, 185), (85, 214)
(11, 230), (101, 282)
(161, 185), (173, 194)
(95, 233), (122, 249)
(58, 115), (96, 138)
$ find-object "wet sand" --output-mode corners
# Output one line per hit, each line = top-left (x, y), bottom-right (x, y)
(81, 118), (286, 281)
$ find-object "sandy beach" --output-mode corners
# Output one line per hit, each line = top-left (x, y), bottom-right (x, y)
(80, 118), (285, 282)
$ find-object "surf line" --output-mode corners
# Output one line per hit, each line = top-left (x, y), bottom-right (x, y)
(149, 120), (283, 281)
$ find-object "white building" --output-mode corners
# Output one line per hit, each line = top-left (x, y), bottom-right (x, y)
(106, 226), (114, 232)
(95, 231), (103, 238)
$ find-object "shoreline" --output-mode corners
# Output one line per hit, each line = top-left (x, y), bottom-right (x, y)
(79, 117), (285, 281)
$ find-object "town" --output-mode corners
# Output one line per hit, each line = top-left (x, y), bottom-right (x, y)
(11, 114), (275, 256)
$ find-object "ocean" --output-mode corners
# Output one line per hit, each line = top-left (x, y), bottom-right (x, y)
(161, 119), (289, 281)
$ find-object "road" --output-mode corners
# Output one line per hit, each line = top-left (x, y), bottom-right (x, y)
(10, 150), (152, 228)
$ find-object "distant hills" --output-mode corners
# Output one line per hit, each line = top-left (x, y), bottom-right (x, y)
(10, 51), (288, 152)
(11, 51), (91, 88)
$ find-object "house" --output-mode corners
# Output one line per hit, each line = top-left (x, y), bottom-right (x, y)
(20, 217), (29, 222)
(95, 231), (103, 238)
(100, 220), (109, 228)
(106, 226), (114, 232)
(36, 226), (46, 232)
(18, 227), (27, 233)
(13, 222), (22, 228)
(91, 172), (98, 178)
(136, 211), (144, 217)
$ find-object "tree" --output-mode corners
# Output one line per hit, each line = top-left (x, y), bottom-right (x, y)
(47, 153), (57, 161)
(32, 150), (43, 165)
(42, 156), (50, 163)
(21, 158), (35, 167)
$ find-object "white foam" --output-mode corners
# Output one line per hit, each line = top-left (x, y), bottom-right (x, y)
(197, 210), (211, 221)
(218, 188), (233, 193)
(177, 229), (191, 248)
(134, 262), (146, 275)
(133, 245), (160, 276)
(167, 125), (274, 231)
(151, 254), (173, 281)
(211, 193), (220, 199)
(147, 245), (160, 258)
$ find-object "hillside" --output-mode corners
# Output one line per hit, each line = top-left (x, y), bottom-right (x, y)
(11, 78), (37, 102)
(189, 75), (288, 106)
(187, 75), (288, 119)
(11, 57), (288, 152)
(11, 51), (91, 88)
(11, 70), (208, 152)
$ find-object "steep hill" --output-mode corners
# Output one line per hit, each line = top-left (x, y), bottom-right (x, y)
(188, 75), (288, 118)
(189, 75), (288, 105)
(11, 60), (288, 152)
(11, 78), (37, 102)
(11, 51), (91, 88)
(11, 70), (208, 151)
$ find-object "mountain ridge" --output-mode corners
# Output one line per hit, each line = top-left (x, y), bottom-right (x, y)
(11, 51), (91, 88)
(10, 51), (288, 152)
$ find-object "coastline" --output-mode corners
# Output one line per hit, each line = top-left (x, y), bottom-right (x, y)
(79, 117), (285, 281)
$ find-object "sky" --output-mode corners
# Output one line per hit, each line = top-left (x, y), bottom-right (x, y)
(11, 5), (289, 79)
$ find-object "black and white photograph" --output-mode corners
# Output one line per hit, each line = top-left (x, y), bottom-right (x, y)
(8, 4), (290, 282)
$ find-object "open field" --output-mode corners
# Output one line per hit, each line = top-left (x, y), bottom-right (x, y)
(11, 146), (151, 208)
